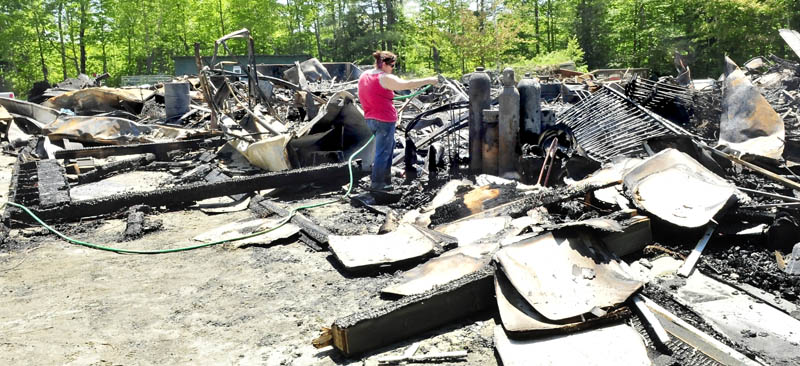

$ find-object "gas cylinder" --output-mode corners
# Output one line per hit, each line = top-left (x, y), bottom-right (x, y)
(468, 67), (491, 173)
(498, 68), (520, 178)
(518, 72), (542, 138)
(482, 109), (499, 176)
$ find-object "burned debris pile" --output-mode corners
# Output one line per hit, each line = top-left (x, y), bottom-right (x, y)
(2, 27), (800, 365)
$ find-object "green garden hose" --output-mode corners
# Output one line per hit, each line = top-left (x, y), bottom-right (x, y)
(393, 84), (432, 100)
(2, 134), (376, 255)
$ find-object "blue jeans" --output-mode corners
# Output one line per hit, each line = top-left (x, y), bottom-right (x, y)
(366, 119), (396, 190)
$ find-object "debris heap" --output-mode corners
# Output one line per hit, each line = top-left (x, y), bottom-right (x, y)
(2, 27), (800, 366)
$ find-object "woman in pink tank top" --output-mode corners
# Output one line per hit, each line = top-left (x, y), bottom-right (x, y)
(358, 50), (438, 192)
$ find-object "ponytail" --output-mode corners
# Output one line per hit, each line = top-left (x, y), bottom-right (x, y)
(373, 50), (397, 68)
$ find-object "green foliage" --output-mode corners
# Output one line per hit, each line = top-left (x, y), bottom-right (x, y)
(508, 37), (588, 76)
(0, 0), (797, 97)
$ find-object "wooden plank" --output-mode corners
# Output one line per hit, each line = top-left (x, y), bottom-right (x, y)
(630, 294), (670, 346)
(706, 145), (800, 192)
(54, 137), (225, 159)
(443, 180), (617, 225)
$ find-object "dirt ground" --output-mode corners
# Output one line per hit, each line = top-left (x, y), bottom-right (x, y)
(0, 155), (498, 365)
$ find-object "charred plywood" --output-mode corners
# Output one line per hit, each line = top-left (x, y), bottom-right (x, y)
(329, 224), (445, 272)
(623, 149), (740, 228)
(495, 269), (631, 335)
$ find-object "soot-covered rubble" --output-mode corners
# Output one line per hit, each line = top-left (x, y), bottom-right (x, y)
(1, 27), (800, 366)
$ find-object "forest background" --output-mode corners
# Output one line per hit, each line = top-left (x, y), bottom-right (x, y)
(1, 0), (799, 97)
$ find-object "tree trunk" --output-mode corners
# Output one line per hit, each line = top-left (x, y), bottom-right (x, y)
(547, 0), (553, 52)
(433, 46), (440, 73)
(58, 1), (68, 80)
(218, 0), (225, 36)
(534, 0), (540, 55)
(33, 4), (49, 82)
(384, 0), (394, 51)
(79, 0), (87, 74)
(101, 42), (107, 73)
(314, 17), (323, 61)
(478, 0), (485, 66)
(376, 0), (385, 50)
(66, 7), (80, 75)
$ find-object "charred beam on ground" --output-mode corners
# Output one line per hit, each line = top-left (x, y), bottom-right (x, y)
(314, 266), (494, 356)
(36, 160), (71, 208)
(77, 154), (155, 185)
(54, 137), (226, 160)
(13, 162), (359, 222)
(250, 196), (333, 250)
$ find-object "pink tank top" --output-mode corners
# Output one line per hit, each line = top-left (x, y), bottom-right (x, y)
(358, 71), (397, 123)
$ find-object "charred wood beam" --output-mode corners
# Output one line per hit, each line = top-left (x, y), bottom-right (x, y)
(77, 154), (155, 185)
(13, 162), (359, 222)
(249, 196), (333, 250)
(36, 160), (70, 208)
(54, 138), (225, 160)
(314, 266), (494, 356)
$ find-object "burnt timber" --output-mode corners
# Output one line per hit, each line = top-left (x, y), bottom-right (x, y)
(9, 161), (360, 222)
